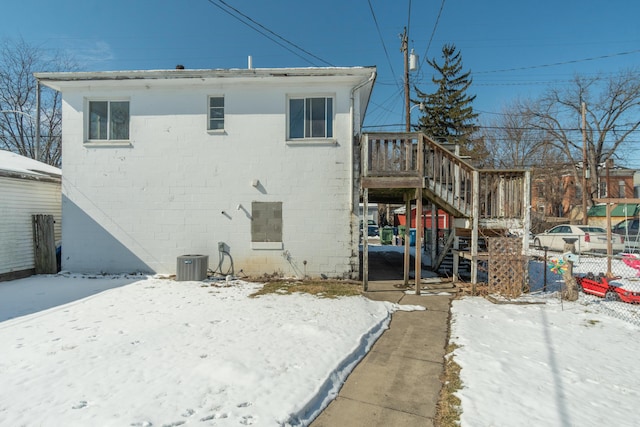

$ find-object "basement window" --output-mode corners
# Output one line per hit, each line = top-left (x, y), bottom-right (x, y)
(251, 201), (283, 250)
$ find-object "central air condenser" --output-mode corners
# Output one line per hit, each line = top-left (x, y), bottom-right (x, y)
(176, 254), (209, 281)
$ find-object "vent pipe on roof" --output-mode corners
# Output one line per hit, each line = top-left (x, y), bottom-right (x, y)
(248, 56), (253, 70)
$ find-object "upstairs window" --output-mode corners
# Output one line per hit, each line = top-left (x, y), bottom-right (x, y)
(288, 96), (333, 139)
(88, 100), (129, 141)
(208, 96), (224, 130)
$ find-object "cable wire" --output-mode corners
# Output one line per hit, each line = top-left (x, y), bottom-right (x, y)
(205, 0), (334, 67)
(419, 0), (446, 72)
(368, 0), (400, 92)
(407, 0), (412, 43)
(475, 49), (640, 74)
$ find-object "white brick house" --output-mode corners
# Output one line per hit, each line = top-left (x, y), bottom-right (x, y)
(35, 66), (376, 278)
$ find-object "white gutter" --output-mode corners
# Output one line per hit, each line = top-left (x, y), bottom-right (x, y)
(349, 70), (375, 281)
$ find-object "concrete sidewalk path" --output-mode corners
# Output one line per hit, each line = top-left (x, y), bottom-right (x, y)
(310, 281), (453, 427)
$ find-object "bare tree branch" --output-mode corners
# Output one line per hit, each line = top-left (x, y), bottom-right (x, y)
(527, 69), (640, 206)
(0, 37), (76, 167)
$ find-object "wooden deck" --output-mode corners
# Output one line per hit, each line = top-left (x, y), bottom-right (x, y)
(360, 132), (531, 289)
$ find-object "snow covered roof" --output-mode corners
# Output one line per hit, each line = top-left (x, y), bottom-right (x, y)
(0, 150), (61, 181)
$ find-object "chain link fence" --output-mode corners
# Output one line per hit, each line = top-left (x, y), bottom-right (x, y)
(529, 247), (640, 326)
(408, 229), (640, 327)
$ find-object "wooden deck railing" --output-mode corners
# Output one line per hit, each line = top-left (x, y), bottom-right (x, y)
(421, 135), (475, 217)
(476, 170), (529, 219)
(362, 132), (529, 221)
(365, 132), (421, 177)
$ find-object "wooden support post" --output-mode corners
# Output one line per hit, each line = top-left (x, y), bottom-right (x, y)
(430, 202), (437, 266)
(471, 171), (480, 293)
(404, 195), (411, 286)
(521, 170), (532, 285)
(452, 232), (459, 283)
(363, 189), (369, 291)
(415, 189), (422, 295)
(593, 198), (640, 277)
(523, 170), (531, 255)
(606, 201), (613, 277)
(581, 102), (588, 225)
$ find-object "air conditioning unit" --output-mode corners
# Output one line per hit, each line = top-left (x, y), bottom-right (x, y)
(176, 254), (208, 281)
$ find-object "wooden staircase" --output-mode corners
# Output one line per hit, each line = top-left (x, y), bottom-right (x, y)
(360, 132), (531, 290)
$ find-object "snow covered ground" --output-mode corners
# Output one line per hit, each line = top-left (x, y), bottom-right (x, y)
(0, 274), (420, 426)
(452, 252), (640, 427)
(452, 295), (640, 427)
(2, 246), (640, 426)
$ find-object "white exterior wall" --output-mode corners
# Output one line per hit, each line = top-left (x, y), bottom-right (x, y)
(59, 74), (369, 277)
(0, 176), (61, 276)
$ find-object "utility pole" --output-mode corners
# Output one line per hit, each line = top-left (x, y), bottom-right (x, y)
(401, 27), (410, 132)
(581, 102), (588, 225)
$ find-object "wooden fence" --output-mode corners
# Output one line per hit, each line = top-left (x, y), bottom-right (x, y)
(32, 214), (57, 274)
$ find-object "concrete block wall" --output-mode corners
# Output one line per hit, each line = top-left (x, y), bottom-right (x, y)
(59, 74), (366, 278)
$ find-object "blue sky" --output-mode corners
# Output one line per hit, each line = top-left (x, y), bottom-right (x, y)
(3, 0), (639, 134)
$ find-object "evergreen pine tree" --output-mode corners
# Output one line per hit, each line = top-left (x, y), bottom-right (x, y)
(416, 44), (484, 161)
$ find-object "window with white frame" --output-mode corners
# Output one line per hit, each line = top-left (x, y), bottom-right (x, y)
(208, 96), (224, 130)
(88, 100), (130, 141)
(288, 96), (333, 139)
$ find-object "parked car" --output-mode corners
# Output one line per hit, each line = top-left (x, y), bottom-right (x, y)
(360, 219), (379, 237)
(612, 218), (640, 250)
(575, 273), (640, 303)
(533, 224), (624, 253)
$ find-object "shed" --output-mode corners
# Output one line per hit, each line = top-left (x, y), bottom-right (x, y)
(587, 203), (640, 228)
(0, 150), (61, 281)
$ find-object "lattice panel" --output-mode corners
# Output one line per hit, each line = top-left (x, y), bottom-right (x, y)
(488, 237), (527, 298)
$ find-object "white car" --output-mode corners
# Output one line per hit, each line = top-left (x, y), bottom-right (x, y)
(533, 224), (624, 253)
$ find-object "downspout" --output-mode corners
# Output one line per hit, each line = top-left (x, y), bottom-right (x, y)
(349, 70), (376, 209)
(35, 79), (41, 162)
(350, 70), (375, 281)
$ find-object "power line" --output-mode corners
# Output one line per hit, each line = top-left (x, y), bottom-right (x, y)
(365, 87), (406, 128)
(368, 0), (400, 92)
(481, 124), (640, 133)
(419, 0), (446, 72)
(473, 80), (571, 87)
(475, 49), (640, 74)
(204, 0), (334, 67)
(407, 0), (412, 43)
(362, 122), (640, 135)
